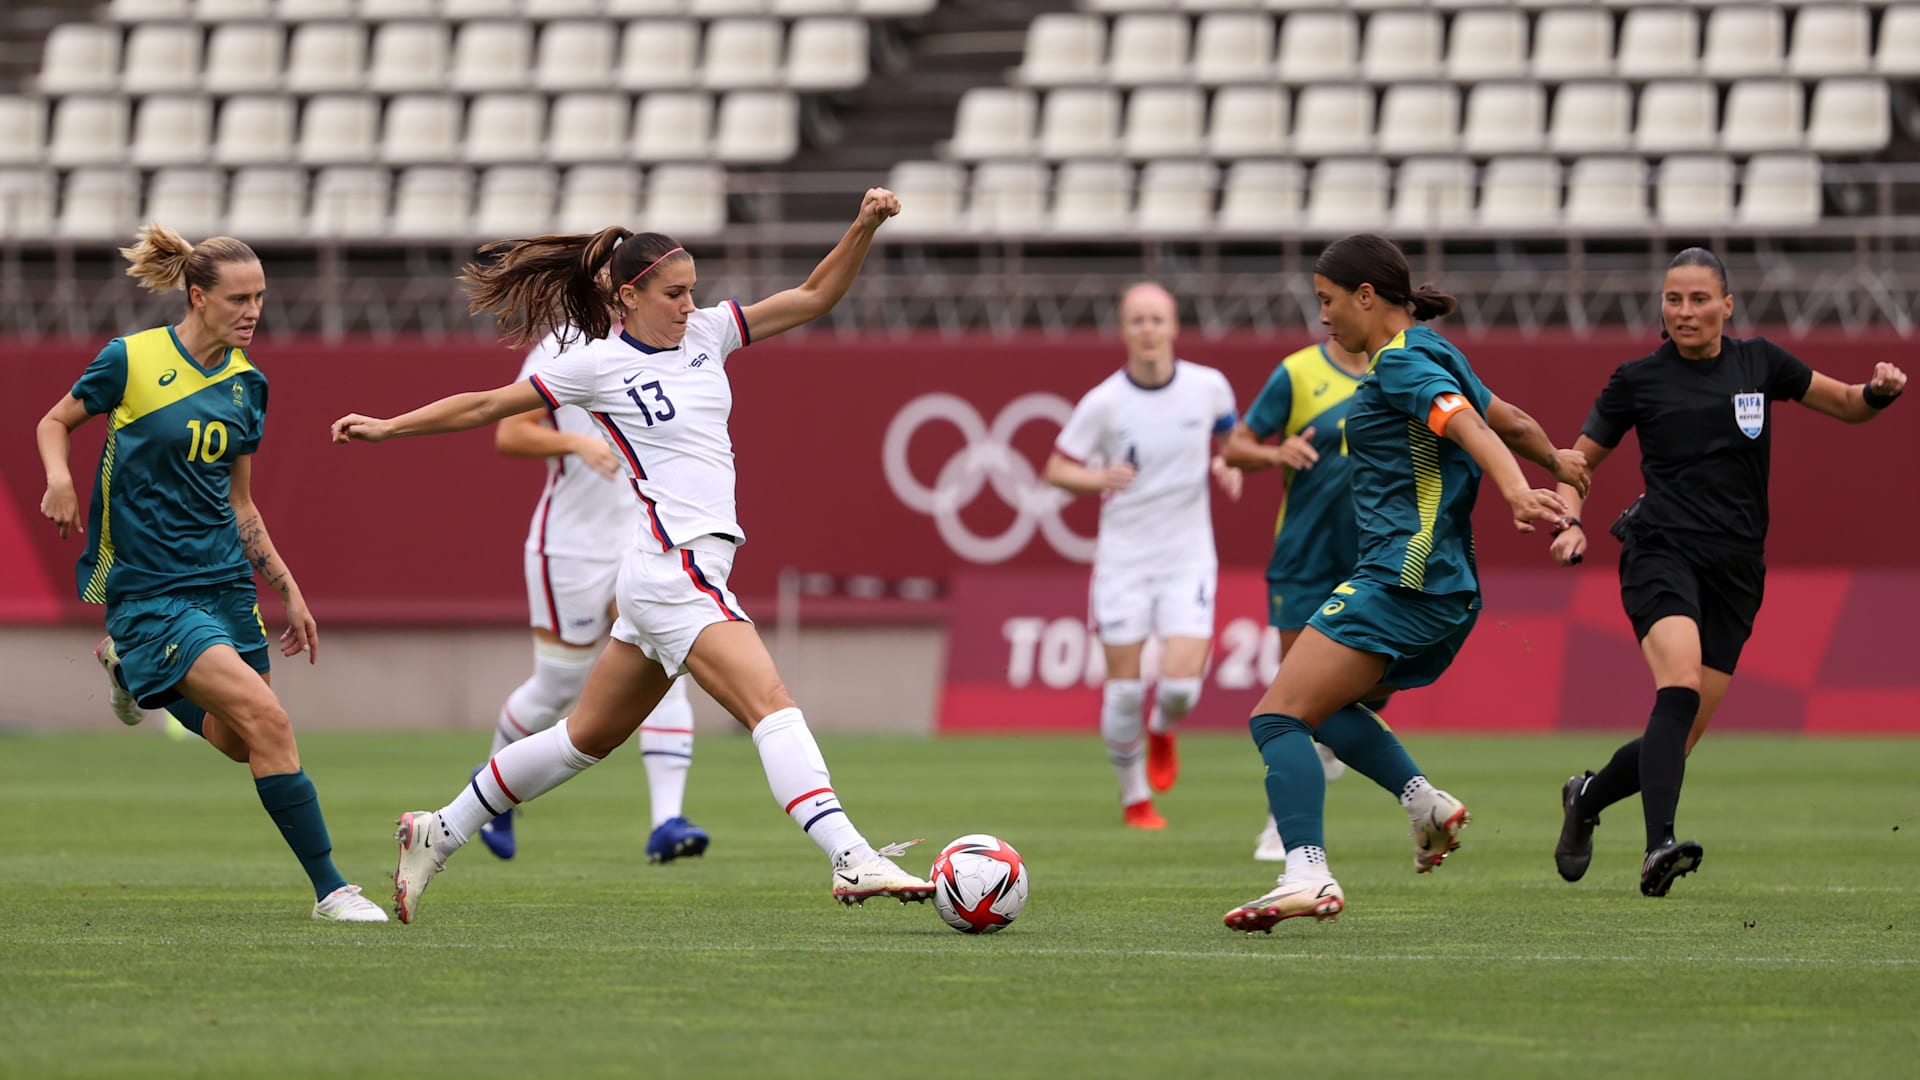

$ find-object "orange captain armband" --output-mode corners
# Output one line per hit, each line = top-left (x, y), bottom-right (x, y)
(1425, 393), (1471, 436)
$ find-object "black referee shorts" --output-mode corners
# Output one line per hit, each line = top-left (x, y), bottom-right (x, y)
(1617, 534), (1766, 675)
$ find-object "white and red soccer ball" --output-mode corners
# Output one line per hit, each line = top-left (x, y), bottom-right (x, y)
(929, 834), (1029, 934)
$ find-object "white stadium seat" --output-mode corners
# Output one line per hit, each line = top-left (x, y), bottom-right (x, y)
(451, 22), (535, 93)
(1122, 87), (1205, 159)
(0, 169), (57, 238)
(1376, 83), (1459, 157)
(1477, 156), (1561, 229)
(1037, 88), (1121, 160)
(194, 0), (273, 19)
(1805, 77), (1890, 154)
(1616, 8), (1699, 81)
(0, 97), (45, 167)
(129, 95), (213, 168)
(1787, 6), (1871, 79)
(1445, 9), (1527, 82)
(619, 22), (700, 92)
(1392, 157), (1476, 230)
(534, 21), (620, 94)
(1135, 159), (1218, 233)
(367, 22), (450, 95)
(1655, 154), (1735, 227)
(1107, 14), (1190, 85)
(690, 0), (769, 14)
(529, 0), (608, 15)
(1461, 82), (1546, 157)
(1206, 85), (1288, 158)
(445, 0), (522, 17)
(391, 166), (473, 239)
(772, 0), (856, 14)
(464, 93), (547, 165)
(1016, 14), (1105, 87)
(1532, 9), (1614, 80)
(123, 26), (204, 95)
(382, 95), (463, 166)
(1217, 159), (1304, 233)
(1290, 83), (1373, 158)
(641, 163), (727, 236)
(1276, 12), (1358, 83)
(1192, 13), (1274, 86)
(1738, 153), (1822, 226)
(884, 160), (965, 234)
(226, 167), (308, 240)
(298, 95), (378, 165)
(107, 0), (189, 20)
(968, 161), (1049, 232)
(1634, 80), (1718, 156)
(631, 91), (713, 162)
(556, 165), (641, 235)
(608, 0), (693, 12)
(1306, 158), (1390, 230)
(58, 168), (140, 240)
(145, 168), (226, 240)
(214, 96), (296, 166)
(203, 25), (286, 95)
(702, 19), (784, 90)
(47, 97), (130, 168)
(275, 0), (353, 18)
(714, 90), (800, 164)
(1878, 7), (1920, 78)
(475, 165), (559, 236)
(855, 0), (935, 15)
(286, 23), (368, 95)
(35, 24), (121, 95)
(786, 18), (870, 92)
(1547, 82), (1631, 156)
(1701, 7), (1786, 80)
(310, 166), (389, 239)
(548, 93), (631, 164)
(1050, 160), (1134, 234)
(1361, 11), (1442, 82)
(947, 87), (1037, 161)
(1721, 79), (1803, 155)
(1564, 156), (1649, 229)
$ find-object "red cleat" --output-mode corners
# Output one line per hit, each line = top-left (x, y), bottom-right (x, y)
(1123, 799), (1167, 830)
(1147, 730), (1179, 793)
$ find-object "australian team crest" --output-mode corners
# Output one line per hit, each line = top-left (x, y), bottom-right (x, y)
(1733, 392), (1764, 438)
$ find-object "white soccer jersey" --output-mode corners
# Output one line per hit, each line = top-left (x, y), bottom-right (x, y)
(528, 301), (751, 553)
(1053, 360), (1237, 578)
(517, 332), (637, 562)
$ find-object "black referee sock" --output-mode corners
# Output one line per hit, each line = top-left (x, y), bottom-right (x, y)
(1574, 737), (1642, 818)
(1638, 687), (1701, 851)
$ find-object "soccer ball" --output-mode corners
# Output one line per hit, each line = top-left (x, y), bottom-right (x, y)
(929, 834), (1029, 934)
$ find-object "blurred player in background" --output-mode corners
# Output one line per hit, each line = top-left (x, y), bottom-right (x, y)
(35, 225), (385, 922)
(1043, 283), (1242, 830)
(334, 189), (939, 924)
(1225, 233), (1588, 932)
(1549, 247), (1907, 897)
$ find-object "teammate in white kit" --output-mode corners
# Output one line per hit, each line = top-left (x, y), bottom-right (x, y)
(333, 189), (937, 923)
(1043, 283), (1242, 829)
(477, 328), (707, 865)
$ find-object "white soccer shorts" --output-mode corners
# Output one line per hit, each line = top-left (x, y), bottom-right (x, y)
(1088, 563), (1218, 646)
(610, 535), (753, 677)
(525, 549), (620, 646)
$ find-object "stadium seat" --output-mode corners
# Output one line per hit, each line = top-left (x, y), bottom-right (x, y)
(786, 18), (870, 92)
(1654, 154), (1734, 227)
(130, 95), (214, 168)
(631, 91), (714, 161)
(1016, 14), (1106, 87)
(1531, 9), (1614, 81)
(1083, 0), (1172, 11)
(619, 22), (700, 92)
(145, 168), (226, 240)
(1108, 14), (1190, 85)
(548, 93), (631, 164)
(1123, 87), (1206, 159)
(1276, 12), (1358, 83)
(1787, 6), (1871, 79)
(445, 0), (523, 17)
(392, 167), (474, 239)
(607, 0), (695, 13)
(855, 0), (935, 15)
(0, 97), (45, 166)
(475, 166), (559, 236)
(381, 95), (463, 166)
(1738, 152), (1822, 226)
(465, 93), (546, 164)
(297, 95), (379, 165)
(1289, 83), (1373, 158)
(35, 24), (121, 95)
(275, 0), (353, 18)
(947, 88), (1037, 161)
(714, 90), (800, 164)
(107, 0), (189, 19)
(452, 22), (535, 93)
(690, 0), (770, 14)
(556, 164), (642, 234)
(773, 0), (856, 15)
(528, 0), (610, 15)
(1616, 8), (1699, 81)
(0, 169), (56, 238)
(1206, 85), (1288, 158)
(1445, 9), (1527, 82)
(1460, 82), (1546, 157)
(57, 168), (140, 240)
(47, 97), (130, 168)
(203, 25), (286, 95)
(214, 96), (295, 166)
(1376, 83), (1459, 157)
(1701, 6), (1786, 80)
(1306, 158), (1389, 230)
(1634, 81), (1718, 156)
(1805, 77), (1890, 154)
(1135, 159), (1218, 233)
(641, 163), (727, 236)
(1875, 6), (1920, 78)
(883, 160), (965, 234)
(286, 23), (368, 95)
(1050, 160), (1134, 234)
(1361, 11), (1442, 82)
(1477, 156), (1561, 229)
(534, 21), (620, 93)
(1721, 79), (1803, 154)
(194, 0), (272, 19)
(1217, 159), (1305, 232)
(367, 22), (451, 94)
(1038, 88), (1121, 160)
(1564, 156), (1649, 229)
(1392, 157), (1476, 230)
(1191, 13), (1274, 86)
(226, 168), (307, 240)
(1547, 82), (1631, 155)
(310, 166), (389, 238)
(123, 26), (205, 95)
(968, 161), (1049, 232)
(702, 19), (784, 90)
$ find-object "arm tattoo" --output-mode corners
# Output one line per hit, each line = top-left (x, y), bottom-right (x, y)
(236, 510), (293, 598)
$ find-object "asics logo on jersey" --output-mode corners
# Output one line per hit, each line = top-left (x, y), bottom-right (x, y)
(882, 393), (1097, 564)
(1314, 381), (1330, 396)
(158, 369), (178, 386)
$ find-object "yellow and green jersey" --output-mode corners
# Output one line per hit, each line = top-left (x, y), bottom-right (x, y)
(72, 325), (268, 603)
(1244, 343), (1363, 593)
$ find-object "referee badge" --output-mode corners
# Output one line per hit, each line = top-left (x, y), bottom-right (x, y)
(1733, 393), (1765, 439)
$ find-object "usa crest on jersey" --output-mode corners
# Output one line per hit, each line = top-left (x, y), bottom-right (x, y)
(1733, 392), (1764, 438)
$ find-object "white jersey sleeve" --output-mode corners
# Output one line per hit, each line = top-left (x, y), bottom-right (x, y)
(1053, 385), (1110, 465)
(526, 335), (604, 410)
(1207, 367), (1238, 436)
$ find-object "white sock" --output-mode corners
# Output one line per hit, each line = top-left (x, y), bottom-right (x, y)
(1399, 774), (1434, 811)
(1101, 678), (1150, 806)
(491, 638), (598, 755)
(1286, 845), (1332, 881)
(442, 718), (603, 847)
(1148, 676), (1203, 735)
(639, 680), (695, 828)
(750, 707), (867, 864)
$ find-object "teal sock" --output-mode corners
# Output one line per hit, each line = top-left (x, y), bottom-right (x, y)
(254, 771), (347, 902)
(1250, 712), (1325, 851)
(1315, 703), (1422, 799)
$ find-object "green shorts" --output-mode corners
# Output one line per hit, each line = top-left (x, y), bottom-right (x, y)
(104, 583), (270, 710)
(1306, 577), (1479, 691)
(1268, 577), (1344, 632)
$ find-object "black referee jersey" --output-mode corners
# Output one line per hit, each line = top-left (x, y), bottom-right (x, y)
(1581, 336), (1814, 550)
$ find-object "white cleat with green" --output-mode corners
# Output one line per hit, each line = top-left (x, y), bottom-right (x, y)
(94, 637), (147, 727)
(312, 884), (390, 922)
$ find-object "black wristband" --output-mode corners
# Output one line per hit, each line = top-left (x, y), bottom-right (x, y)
(1552, 516), (1582, 536)
(1863, 384), (1900, 410)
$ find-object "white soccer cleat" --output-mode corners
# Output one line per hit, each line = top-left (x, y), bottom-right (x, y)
(1410, 787), (1471, 873)
(1317, 742), (1346, 781)
(94, 637), (146, 727)
(392, 810), (451, 924)
(833, 839), (935, 906)
(1253, 817), (1288, 863)
(1223, 876), (1345, 933)
(312, 883), (390, 922)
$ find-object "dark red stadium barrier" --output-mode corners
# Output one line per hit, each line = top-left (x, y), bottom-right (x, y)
(3, 330), (1915, 626)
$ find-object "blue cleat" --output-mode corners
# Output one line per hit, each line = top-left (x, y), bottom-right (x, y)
(471, 765), (516, 860)
(646, 816), (710, 864)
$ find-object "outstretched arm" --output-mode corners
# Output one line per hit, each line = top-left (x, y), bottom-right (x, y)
(333, 380), (546, 444)
(739, 188), (899, 343)
(1486, 395), (1589, 497)
(36, 395), (94, 539)
(495, 409), (621, 477)
(1547, 435), (1615, 567)
(1799, 363), (1906, 423)
(1440, 404), (1567, 533)
(230, 455), (317, 664)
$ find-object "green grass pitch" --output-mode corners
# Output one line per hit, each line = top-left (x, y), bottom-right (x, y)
(3, 730), (1916, 1079)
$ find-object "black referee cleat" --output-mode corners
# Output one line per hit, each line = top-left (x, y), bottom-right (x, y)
(1554, 773), (1598, 882)
(1640, 839), (1705, 897)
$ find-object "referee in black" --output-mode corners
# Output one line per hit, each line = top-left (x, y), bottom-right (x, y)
(1545, 247), (1906, 897)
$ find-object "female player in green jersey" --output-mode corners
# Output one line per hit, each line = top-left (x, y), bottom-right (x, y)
(1224, 234), (1588, 932)
(35, 225), (386, 922)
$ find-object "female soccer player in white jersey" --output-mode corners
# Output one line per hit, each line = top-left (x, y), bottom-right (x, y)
(332, 189), (936, 924)
(1043, 283), (1242, 829)
(475, 328), (707, 865)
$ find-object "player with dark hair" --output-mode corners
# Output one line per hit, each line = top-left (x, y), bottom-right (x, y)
(1549, 246), (1906, 896)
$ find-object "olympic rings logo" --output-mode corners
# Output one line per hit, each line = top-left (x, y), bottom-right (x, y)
(882, 393), (1098, 564)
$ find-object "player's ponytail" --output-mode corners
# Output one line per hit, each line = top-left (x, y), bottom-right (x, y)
(1407, 284), (1458, 321)
(120, 224), (257, 297)
(1315, 233), (1455, 321)
(462, 225), (633, 348)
